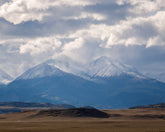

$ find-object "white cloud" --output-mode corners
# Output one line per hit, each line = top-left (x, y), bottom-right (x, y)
(117, 0), (165, 14)
(52, 0), (94, 7)
(64, 12), (106, 21)
(2, 9), (164, 58)
(20, 37), (62, 55)
(0, 0), (51, 24)
(18, 9), (165, 56)
(62, 38), (84, 51)
(0, 38), (25, 45)
(64, 10), (165, 48)
(0, 0), (97, 24)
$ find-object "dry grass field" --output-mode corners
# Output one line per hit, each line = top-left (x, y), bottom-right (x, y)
(0, 108), (165, 132)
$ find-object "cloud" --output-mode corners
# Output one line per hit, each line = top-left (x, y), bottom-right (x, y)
(0, 38), (25, 46)
(62, 38), (84, 51)
(64, 12), (106, 21)
(117, 0), (165, 14)
(0, 0), (51, 24)
(64, 11), (165, 48)
(20, 37), (62, 55)
(0, 0), (97, 24)
(1, 0), (164, 57)
(53, 0), (95, 7)
(14, 9), (164, 57)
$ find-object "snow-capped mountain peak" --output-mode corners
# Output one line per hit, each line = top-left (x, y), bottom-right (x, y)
(44, 56), (144, 79)
(17, 63), (66, 80)
(83, 56), (145, 78)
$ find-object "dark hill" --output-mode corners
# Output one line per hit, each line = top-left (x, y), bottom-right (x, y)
(34, 108), (109, 118)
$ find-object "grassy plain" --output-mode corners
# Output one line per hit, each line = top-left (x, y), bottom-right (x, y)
(0, 108), (165, 132)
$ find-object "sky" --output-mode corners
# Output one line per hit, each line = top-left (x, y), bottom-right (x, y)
(0, 0), (165, 82)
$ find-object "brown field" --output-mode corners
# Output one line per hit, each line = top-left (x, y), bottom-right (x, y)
(0, 108), (165, 132)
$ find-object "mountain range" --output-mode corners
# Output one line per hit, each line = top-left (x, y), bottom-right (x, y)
(0, 56), (165, 109)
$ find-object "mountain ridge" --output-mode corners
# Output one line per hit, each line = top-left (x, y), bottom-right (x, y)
(18, 56), (146, 81)
(0, 69), (13, 84)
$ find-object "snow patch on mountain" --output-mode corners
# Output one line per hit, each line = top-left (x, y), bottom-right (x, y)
(83, 56), (145, 78)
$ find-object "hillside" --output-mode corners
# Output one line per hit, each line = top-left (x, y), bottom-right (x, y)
(33, 108), (109, 118)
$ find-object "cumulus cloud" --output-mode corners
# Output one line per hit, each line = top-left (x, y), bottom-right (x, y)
(64, 12), (106, 21)
(20, 37), (62, 55)
(117, 0), (165, 14)
(1, 0), (164, 52)
(53, 0), (95, 7)
(62, 38), (84, 51)
(0, 0), (50, 24)
(63, 11), (165, 48)
(0, 0), (98, 24)
(13, 9), (165, 57)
